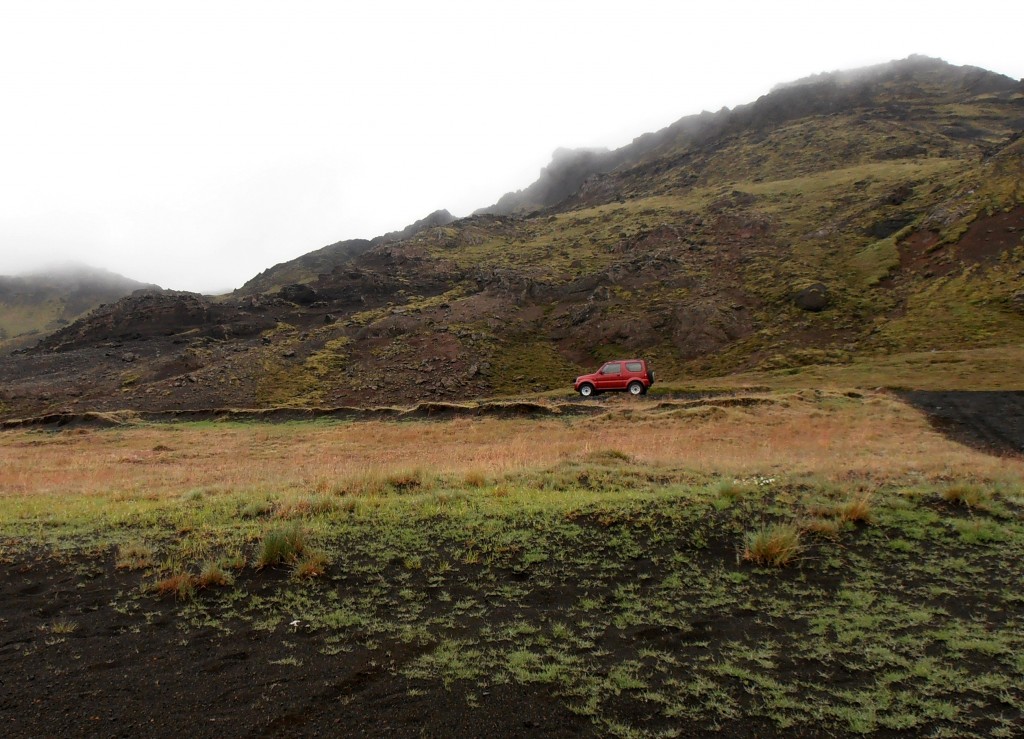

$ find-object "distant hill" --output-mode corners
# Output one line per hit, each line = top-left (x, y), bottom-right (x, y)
(1, 56), (1022, 418)
(0, 264), (160, 350)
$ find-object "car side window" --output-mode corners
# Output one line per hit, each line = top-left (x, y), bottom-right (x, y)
(625, 362), (642, 372)
(602, 363), (622, 375)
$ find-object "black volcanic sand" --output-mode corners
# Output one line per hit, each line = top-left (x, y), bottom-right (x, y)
(3, 495), (1024, 738)
(0, 553), (588, 739)
(898, 390), (1024, 456)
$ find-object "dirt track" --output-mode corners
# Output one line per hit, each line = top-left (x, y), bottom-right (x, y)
(899, 391), (1024, 456)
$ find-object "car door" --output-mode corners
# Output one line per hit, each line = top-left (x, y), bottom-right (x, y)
(597, 362), (623, 390)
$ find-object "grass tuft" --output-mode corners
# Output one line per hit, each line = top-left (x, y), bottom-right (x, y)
(257, 523), (307, 568)
(952, 519), (1009, 544)
(941, 483), (988, 508)
(743, 524), (802, 567)
(463, 469), (487, 488)
(586, 449), (634, 465)
(240, 500), (276, 519)
(714, 479), (752, 502)
(196, 561), (232, 588)
(275, 494), (338, 519)
(291, 549), (330, 579)
(46, 618), (79, 634)
(838, 495), (874, 524)
(387, 468), (425, 492)
(800, 516), (842, 538)
(154, 573), (196, 600)
(220, 551), (246, 570)
(115, 541), (155, 570)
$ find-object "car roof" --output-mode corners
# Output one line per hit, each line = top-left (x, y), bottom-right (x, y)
(602, 359), (644, 363)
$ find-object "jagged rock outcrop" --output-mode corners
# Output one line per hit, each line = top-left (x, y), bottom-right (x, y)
(34, 292), (274, 351)
(378, 209), (456, 243)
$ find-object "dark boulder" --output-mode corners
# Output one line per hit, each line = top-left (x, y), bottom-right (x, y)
(794, 283), (831, 312)
(279, 284), (318, 305)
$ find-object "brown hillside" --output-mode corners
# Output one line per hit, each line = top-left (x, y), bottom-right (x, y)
(1, 56), (1022, 419)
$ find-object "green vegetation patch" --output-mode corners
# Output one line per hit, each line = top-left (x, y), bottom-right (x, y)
(3, 450), (1023, 736)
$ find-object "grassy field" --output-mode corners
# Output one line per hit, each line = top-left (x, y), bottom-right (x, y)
(2, 390), (1023, 735)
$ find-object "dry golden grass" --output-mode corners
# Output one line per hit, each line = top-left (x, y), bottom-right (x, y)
(0, 391), (1020, 502)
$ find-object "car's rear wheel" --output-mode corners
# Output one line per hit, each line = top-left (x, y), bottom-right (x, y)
(628, 381), (644, 396)
(579, 383), (594, 397)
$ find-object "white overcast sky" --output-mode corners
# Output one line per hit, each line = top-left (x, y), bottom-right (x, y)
(1, 1), (1021, 293)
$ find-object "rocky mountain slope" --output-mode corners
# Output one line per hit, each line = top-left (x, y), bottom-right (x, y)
(0, 264), (160, 352)
(1, 56), (1022, 419)
(237, 209), (455, 295)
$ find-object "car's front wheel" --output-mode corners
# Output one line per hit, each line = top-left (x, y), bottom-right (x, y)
(628, 381), (644, 396)
(578, 383), (595, 397)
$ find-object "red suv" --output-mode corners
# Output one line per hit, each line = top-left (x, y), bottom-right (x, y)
(574, 359), (654, 397)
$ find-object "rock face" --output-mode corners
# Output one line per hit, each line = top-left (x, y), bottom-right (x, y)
(794, 283), (831, 312)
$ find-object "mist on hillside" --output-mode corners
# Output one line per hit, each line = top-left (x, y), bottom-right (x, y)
(6, 262), (158, 290)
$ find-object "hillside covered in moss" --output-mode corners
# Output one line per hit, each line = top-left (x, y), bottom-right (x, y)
(1, 56), (1022, 417)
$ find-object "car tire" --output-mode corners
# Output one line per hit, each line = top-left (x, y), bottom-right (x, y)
(628, 382), (644, 396)
(578, 383), (594, 397)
